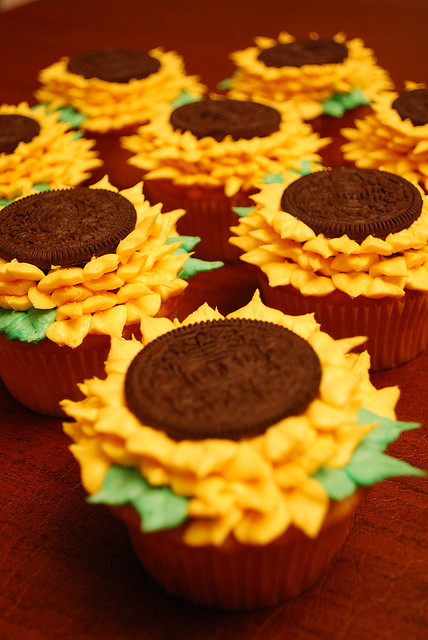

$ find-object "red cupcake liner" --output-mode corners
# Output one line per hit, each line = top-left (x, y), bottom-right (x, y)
(0, 332), (111, 417)
(112, 490), (364, 610)
(84, 124), (144, 190)
(143, 179), (256, 262)
(260, 276), (428, 371)
(0, 321), (147, 418)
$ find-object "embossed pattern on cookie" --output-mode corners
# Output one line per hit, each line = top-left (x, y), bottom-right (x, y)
(125, 318), (321, 441)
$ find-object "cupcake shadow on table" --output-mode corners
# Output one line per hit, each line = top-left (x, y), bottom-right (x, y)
(62, 291), (424, 610)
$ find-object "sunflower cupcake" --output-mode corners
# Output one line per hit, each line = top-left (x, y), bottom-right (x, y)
(0, 102), (101, 202)
(341, 82), (428, 191)
(121, 96), (328, 261)
(0, 176), (221, 416)
(230, 168), (428, 370)
(62, 291), (423, 610)
(224, 32), (393, 163)
(35, 48), (206, 189)
(226, 32), (393, 121)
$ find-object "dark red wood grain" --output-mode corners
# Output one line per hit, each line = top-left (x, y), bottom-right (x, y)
(0, 2), (427, 638)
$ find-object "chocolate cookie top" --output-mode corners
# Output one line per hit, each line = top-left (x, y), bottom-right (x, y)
(280, 168), (423, 243)
(0, 114), (41, 155)
(125, 318), (321, 441)
(258, 38), (348, 68)
(0, 187), (137, 270)
(169, 98), (281, 141)
(67, 49), (161, 83)
(392, 88), (428, 127)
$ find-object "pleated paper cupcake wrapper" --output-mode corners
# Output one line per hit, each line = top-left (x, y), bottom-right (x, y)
(113, 491), (363, 610)
(143, 179), (255, 263)
(0, 333), (111, 417)
(260, 277), (428, 371)
(85, 124), (143, 191)
(310, 105), (373, 167)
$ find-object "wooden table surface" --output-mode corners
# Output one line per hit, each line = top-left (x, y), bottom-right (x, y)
(0, 1), (427, 638)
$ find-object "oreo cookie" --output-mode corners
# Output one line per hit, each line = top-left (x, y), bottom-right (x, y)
(169, 98), (281, 141)
(258, 38), (348, 68)
(67, 49), (161, 83)
(0, 187), (137, 270)
(281, 168), (423, 243)
(125, 318), (321, 441)
(392, 88), (428, 127)
(0, 114), (41, 155)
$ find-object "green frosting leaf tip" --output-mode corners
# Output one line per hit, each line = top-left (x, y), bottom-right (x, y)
(170, 90), (204, 109)
(0, 307), (57, 343)
(36, 102), (87, 128)
(232, 206), (255, 217)
(315, 410), (424, 499)
(166, 235), (223, 279)
(217, 77), (234, 91)
(322, 88), (371, 117)
(166, 235), (200, 253)
(263, 172), (284, 184)
(179, 257), (223, 281)
(88, 464), (189, 533)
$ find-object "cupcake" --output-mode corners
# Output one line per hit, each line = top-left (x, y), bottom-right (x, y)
(0, 102), (101, 203)
(35, 48), (206, 189)
(0, 176), (221, 417)
(230, 168), (428, 371)
(341, 82), (428, 190)
(61, 291), (424, 610)
(225, 32), (393, 164)
(121, 96), (328, 261)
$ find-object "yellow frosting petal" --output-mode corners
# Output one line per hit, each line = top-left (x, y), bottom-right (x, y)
(35, 49), (206, 133)
(0, 102), (101, 198)
(121, 97), (328, 195)
(341, 84), (428, 190)
(0, 178), (189, 345)
(227, 32), (392, 121)
(232, 171), (428, 297)
(62, 292), (399, 546)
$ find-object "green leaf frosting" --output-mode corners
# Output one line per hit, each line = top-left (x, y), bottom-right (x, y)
(166, 235), (224, 280)
(314, 410), (424, 499)
(263, 172), (285, 184)
(0, 198), (14, 207)
(232, 206), (255, 218)
(89, 411), (424, 534)
(33, 103), (87, 129)
(0, 184), (51, 208)
(88, 465), (189, 532)
(0, 308), (57, 343)
(170, 90), (204, 109)
(217, 77), (234, 91)
(263, 160), (319, 185)
(312, 467), (357, 501)
(322, 88), (371, 118)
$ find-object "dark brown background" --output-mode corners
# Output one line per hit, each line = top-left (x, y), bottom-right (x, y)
(0, 1), (427, 639)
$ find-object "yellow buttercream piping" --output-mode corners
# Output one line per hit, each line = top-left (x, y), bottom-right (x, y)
(121, 97), (329, 196)
(227, 32), (393, 120)
(230, 171), (428, 298)
(0, 176), (188, 346)
(341, 82), (428, 191)
(35, 49), (206, 133)
(62, 291), (398, 546)
(0, 102), (101, 199)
